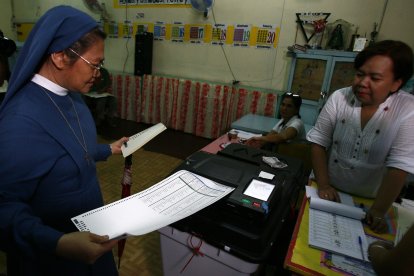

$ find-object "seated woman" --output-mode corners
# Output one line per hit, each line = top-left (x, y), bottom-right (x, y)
(245, 92), (306, 149)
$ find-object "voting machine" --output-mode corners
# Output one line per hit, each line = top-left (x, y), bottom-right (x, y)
(171, 143), (307, 263)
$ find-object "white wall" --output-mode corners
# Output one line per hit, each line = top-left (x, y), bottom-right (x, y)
(2, 0), (413, 91)
(0, 0), (14, 39)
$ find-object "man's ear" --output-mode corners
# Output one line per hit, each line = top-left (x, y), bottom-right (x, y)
(50, 51), (67, 69)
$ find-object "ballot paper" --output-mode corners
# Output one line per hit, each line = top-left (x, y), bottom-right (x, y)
(121, 123), (167, 157)
(71, 170), (235, 239)
(229, 129), (262, 140)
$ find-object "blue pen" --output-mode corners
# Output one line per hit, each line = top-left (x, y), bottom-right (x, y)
(358, 236), (365, 261)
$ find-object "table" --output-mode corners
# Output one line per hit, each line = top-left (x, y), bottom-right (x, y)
(231, 113), (314, 135)
(200, 133), (235, 154)
(200, 129), (264, 154)
(230, 114), (279, 134)
(199, 133), (250, 154)
(284, 181), (397, 275)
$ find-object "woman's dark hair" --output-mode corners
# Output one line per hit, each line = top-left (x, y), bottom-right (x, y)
(64, 27), (106, 63)
(278, 92), (302, 118)
(354, 40), (414, 88)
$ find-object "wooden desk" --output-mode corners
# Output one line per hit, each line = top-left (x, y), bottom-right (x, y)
(284, 181), (397, 275)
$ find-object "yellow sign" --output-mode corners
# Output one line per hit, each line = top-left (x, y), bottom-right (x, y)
(114, 0), (189, 8)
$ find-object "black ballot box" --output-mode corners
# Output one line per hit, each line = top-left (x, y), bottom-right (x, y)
(171, 143), (307, 263)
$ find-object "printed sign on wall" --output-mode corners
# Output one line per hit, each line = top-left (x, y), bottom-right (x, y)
(171, 22), (185, 43)
(211, 23), (227, 46)
(255, 24), (280, 49)
(153, 21), (167, 41)
(115, 0), (188, 7)
(123, 20), (133, 38)
(232, 24), (251, 47)
(188, 24), (206, 44)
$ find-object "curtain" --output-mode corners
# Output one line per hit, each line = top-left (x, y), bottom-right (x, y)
(111, 74), (278, 139)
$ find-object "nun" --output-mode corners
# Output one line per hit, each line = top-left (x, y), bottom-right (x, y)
(0, 5), (128, 275)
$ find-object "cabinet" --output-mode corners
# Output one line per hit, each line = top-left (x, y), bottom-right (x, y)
(286, 49), (357, 125)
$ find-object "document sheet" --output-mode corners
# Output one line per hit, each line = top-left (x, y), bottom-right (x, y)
(71, 170), (235, 239)
(121, 123), (167, 157)
(393, 200), (414, 244)
(307, 191), (368, 261)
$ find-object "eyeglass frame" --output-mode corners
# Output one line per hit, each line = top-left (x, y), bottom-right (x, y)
(285, 92), (301, 98)
(68, 48), (104, 71)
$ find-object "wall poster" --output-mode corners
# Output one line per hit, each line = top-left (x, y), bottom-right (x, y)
(233, 24), (251, 47)
(211, 24), (227, 46)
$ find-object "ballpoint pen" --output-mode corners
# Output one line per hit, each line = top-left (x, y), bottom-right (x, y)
(358, 236), (365, 261)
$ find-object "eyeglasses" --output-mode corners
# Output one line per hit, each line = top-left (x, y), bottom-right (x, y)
(68, 48), (104, 71)
(285, 92), (301, 98)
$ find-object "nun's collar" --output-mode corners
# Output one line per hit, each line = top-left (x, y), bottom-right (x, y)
(31, 74), (68, 96)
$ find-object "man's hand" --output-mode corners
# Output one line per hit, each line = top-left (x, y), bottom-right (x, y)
(56, 232), (118, 264)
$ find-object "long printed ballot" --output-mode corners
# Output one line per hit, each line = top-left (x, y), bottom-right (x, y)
(71, 170), (235, 239)
(121, 123), (167, 157)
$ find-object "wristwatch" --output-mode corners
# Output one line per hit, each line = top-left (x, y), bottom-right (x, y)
(367, 240), (394, 260)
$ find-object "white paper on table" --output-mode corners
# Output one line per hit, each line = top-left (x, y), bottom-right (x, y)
(401, 198), (414, 209)
(71, 170), (235, 239)
(307, 188), (368, 261)
(305, 186), (354, 206)
(393, 202), (414, 244)
(310, 197), (365, 220)
(309, 207), (368, 261)
(328, 235), (379, 275)
(230, 129), (262, 140)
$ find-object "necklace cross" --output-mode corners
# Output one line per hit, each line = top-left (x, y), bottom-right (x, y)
(40, 87), (91, 166)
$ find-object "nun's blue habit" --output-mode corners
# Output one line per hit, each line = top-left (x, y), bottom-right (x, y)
(0, 6), (117, 275)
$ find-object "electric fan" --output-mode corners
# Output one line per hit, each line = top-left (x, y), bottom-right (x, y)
(83, 0), (110, 21)
(189, 0), (214, 17)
